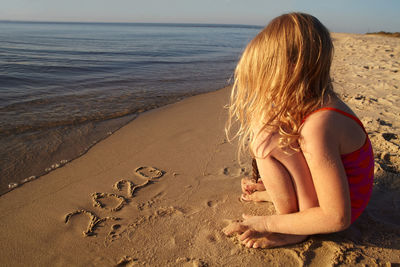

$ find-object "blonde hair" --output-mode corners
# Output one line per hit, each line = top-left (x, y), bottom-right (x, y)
(226, 13), (334, 158)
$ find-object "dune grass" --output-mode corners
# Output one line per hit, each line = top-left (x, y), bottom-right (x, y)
(366, 31), (400, 38)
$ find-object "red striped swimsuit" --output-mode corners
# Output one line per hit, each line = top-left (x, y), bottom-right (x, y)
(305, 107), (374, 223)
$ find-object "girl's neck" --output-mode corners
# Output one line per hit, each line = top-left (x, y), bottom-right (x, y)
(321, 90), (339, 108)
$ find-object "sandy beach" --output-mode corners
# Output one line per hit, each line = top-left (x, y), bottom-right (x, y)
(0, 33), (399, 266)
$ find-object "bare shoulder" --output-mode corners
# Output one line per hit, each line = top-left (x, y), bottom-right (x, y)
(300, 103), (366, 155)
(301, 109), (344, 135)
(300, 110), (342, 153)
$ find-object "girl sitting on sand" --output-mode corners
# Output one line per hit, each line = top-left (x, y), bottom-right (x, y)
(223, 13), (374, 248)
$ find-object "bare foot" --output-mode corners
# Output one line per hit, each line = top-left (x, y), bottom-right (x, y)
(240, 191), (272, 202)
(223, 221), (307, 249)
(241, 177), (265, 194)
(240, 231), (307, 249)
(222, 220), (247, 236)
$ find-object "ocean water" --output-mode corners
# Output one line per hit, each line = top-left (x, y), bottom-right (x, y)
(0, 21), (260, 195)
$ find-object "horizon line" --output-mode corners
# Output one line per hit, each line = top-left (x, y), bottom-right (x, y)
(0, 19), (264, 28)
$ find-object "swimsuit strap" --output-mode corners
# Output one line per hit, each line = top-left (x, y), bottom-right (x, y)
(302, 107), (366, 133)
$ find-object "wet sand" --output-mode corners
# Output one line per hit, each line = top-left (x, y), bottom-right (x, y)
(0, 33), (399, 266)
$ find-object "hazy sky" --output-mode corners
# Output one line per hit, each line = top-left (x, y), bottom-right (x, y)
(1, 0), (399, 33)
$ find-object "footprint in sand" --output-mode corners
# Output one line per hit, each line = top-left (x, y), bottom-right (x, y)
(331, 242), (375, 266)
(206, 196), (228, 209)
(377, 118), (392, 127)
(175, 257), (208, 267)
(104, 223), (126, 246)
(116, 255), (138, 266)
(382, 132), (398, 142)
(64, 166), (165, 237)
(379, 132), (399, 150)
(108, 223), (121, 236)
(379, 152), (400, 173)
(220, 166), (248, 177)
(206, 200), (216, 208)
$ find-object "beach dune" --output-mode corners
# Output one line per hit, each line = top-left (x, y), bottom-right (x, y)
(0, 33), (399, 266)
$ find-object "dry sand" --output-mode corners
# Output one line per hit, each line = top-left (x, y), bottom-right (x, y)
(0, 33), (399, 266)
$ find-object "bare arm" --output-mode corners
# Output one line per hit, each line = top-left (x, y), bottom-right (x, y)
(230, 114), (352, 236)
(266, 116), (352, 234)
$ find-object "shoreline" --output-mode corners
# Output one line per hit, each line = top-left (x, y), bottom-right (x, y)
(1, 21), (255, 196)
(2, 113), (137, 196)
(0, 88), (223, 196)
(0, 33), (399, 266)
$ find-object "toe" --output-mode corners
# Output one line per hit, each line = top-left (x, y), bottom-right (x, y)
(239, 229), (253, 241)
(246, 239), (255, 248)
(240, 194), (251, 202)
(242, 237), (250, 244)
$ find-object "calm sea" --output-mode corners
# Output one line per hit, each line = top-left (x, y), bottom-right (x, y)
(0, 21), (260, 195)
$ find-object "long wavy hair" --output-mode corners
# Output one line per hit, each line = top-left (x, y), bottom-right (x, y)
(226, 13), (334, 159)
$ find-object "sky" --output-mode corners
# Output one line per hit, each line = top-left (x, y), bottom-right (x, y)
(0, 0), (399, 33)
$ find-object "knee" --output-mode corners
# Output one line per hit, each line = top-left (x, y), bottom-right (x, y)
(275, 198), (299, 214)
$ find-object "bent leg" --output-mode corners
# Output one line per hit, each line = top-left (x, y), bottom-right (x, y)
(238, 149), (318, 248)
(270, 148), (318, 211)
(256, 156), (298, 214)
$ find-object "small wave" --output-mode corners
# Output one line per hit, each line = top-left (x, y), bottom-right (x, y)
(2, 62), (114, 74)
(0, 74), (36, 87)
(0, 109), (139, 136)
(0, 90), (196, 137)
(1, 45), (211, 59)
